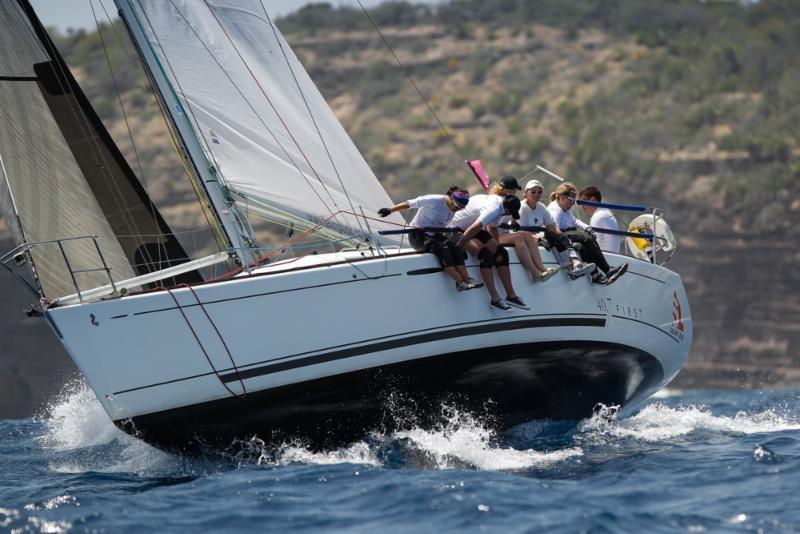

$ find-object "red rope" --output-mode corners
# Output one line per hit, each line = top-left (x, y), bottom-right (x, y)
(208, 208), (402, 282)
(163, 284), (247, 399)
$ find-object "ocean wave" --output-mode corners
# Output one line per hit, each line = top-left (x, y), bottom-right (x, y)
(578, 401), (800, 442)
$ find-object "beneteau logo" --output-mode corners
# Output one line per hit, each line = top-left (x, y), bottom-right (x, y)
(671, 291), (685, 339)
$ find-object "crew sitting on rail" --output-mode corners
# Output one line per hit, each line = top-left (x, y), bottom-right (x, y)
(452, 193), (528, 312)
(547, 182), (628, 285)
(490, 175), (559, 283)
(578, 185), (620, 253)
(378, 187), (483, 292)
(519, 179), (595, 280)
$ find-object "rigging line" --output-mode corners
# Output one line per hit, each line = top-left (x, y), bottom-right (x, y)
(90, 0), (165, 272)
(160, 1), (337, 220)
(260, 4), (369, 239)
(163, 285), (247, 399)
(209, 207), (406, 282)
(30, 4), (156, 274)
(98, 1), (228, 255)
(356, 0), (468, 162)
(200, 1), (344, 213)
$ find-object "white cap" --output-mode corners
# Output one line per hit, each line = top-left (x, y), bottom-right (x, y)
(525, 179), (543, 191)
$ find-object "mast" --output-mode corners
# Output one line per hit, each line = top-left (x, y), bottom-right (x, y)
(114, 0), (259, 267)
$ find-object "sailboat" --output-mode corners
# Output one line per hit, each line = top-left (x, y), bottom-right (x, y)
(0, 0), (692, 452)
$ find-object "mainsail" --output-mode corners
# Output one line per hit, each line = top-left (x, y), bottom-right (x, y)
(0, 0), (202, 300)
(120, 0), (405, 241)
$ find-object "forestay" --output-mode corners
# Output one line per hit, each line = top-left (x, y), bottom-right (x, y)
(126, 0), (404, 241)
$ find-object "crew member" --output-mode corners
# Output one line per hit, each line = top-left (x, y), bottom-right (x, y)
(519, 179), (594, 280)
(490, 175), (559, 283)
(578, 186), (621, 253)
(547, 182), (627, 285)
(378, 187), (482, 292)
(453, 193), (528, 312)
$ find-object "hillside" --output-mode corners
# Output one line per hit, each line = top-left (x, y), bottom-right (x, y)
(1, 0), (798, 416)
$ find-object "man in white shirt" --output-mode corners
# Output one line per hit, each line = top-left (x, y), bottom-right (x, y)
(453, 194), (528, 312)
(578, 186), (620, 253)
(379, 187), (482, 292)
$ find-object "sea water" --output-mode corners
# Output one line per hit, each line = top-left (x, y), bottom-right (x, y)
(2, 381), (800, 533)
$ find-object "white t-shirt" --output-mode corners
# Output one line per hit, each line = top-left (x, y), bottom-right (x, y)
(590, 208), (620, 253)
(407, 194), (454, 229)
(519, 201), (555, 229)
(451, 194), (505, 230)
(547, 200), (588, 232)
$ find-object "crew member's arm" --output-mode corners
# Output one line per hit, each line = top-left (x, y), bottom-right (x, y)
(377, 201), (411, 217)
(456, 219), (483, 247)
(488, 225), (500, 241)
(545, 222), (561, 235)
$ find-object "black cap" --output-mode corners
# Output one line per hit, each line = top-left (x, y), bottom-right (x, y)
(503, 194), (521, 220)
(500, 175), (522, 190)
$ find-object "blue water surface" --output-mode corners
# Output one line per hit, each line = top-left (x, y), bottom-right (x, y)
(2, 382), (800, 532)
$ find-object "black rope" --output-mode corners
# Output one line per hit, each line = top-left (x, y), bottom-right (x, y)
(356, 0), (468, 162)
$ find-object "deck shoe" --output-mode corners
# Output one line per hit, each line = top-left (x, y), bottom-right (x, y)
(465, 277), (484, 289)
(456, 281), (470, 292)
(591, 271), (608, 285)
(568, 261), (595, 279)
(490, 299), (513, 312)
(602, 263), (629, 286)
(539, 265), (560, 282)
(505, 295), (530, 310)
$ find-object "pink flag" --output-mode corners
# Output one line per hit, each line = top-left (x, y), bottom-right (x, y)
(467, 159), (490, 192)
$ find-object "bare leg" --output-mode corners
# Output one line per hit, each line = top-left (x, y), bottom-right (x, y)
(497, 266), (518, 299)
(523, 233), (547, 272)
(454, 265), (470, 281)
(500, 233), (540, 279)
(465, 240), (501, 301)
(442, 266), (462, 284)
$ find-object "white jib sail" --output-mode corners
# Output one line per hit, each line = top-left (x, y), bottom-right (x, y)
(126, 0), (405, 243)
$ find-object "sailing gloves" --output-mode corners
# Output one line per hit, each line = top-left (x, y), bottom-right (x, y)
(584, 227), (596, 239)
(378, 208), (391, 217)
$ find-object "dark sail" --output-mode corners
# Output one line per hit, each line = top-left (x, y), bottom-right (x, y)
(0, 0), (201, 299)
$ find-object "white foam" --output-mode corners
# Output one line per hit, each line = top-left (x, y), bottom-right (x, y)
(36, 380), (177, 475)
(395, 409), (582, 471)
(581, 402), (800, 442)
(37, 380), (121, 451)
(274, 441), (381, 467)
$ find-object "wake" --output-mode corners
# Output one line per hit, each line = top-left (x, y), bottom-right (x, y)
(34, 382), (800, 474)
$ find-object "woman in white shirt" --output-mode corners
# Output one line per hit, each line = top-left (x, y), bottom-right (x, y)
(379, 186), (482, 292)
(489, 175), (559, 283)
(546, 182), (627, 285)
(519, 180), (594, 280)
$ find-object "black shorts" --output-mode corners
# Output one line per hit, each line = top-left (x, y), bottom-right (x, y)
(409, 230), (465, 267)
(475, 229), (493, 244)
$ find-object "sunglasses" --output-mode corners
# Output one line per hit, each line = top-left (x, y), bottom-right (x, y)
(527, 189), (543, 195)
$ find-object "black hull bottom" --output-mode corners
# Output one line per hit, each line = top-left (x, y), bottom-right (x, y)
(117, 341), (664, 453)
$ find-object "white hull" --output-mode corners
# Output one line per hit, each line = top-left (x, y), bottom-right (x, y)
(45, 248), (692, 450)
